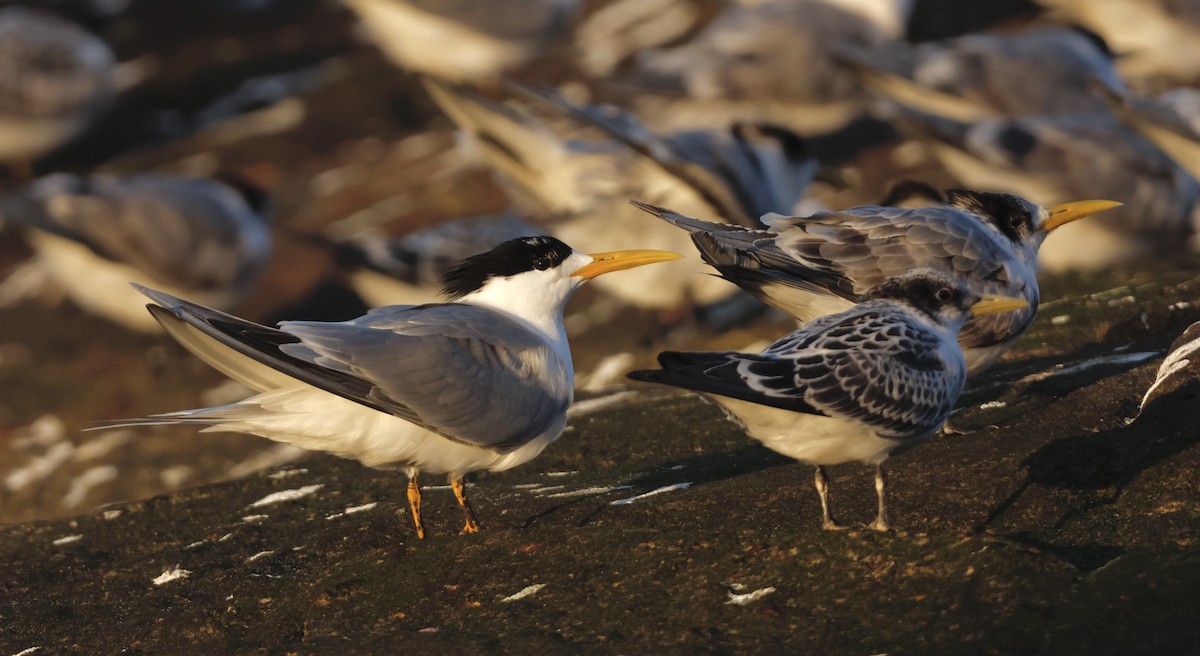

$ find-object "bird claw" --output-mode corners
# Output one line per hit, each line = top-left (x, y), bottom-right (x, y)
(866, 519), (892, 532)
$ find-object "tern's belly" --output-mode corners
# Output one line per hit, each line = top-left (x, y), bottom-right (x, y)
(201, 387), (563, 478)
(712, 396), (902, 466)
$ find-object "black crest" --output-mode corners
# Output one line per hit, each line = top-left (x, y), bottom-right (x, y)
(863, 270), (970, 320)
(945, 189), (1035, 243)
(441, 236), (574, 300)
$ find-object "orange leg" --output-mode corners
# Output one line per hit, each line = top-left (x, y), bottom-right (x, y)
(451, 477), (481, 534)
(406, 473), (426, 539)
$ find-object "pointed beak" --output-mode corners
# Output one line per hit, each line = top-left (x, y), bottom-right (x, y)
(1042, 199), (1123, 232)
(571, 250), (683, 280)
(970, 294), (1029, 316)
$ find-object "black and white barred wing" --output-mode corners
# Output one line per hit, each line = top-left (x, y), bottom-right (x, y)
(754, 306), (967, 438)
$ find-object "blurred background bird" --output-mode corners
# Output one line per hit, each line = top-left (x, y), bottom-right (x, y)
(0, 172), (272, 331)
(341, 0), (581, 83)
(1031, 0), (1200, 91)
(0, 6), (117, 177)
(611, 0), (915, 135)
(420, 78), (817, 324)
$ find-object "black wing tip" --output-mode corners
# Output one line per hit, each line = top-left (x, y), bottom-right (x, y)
(625, 368), (662, 384)
(626, 350), (727, 385)
(131, 283), (187, 313)
(628, 199), (671, 217)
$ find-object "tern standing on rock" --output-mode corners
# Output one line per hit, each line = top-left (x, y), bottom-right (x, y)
(635, 189), (1120, 374)
(629, 270), (1027, 531)
(105, 237), (680, 539)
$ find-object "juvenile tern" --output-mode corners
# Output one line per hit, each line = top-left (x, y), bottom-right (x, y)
(633, 190), (1120, 374)
(111, 236), (680, 538)
(628, 269), (1027, 530)
(0, 172), (272, 332)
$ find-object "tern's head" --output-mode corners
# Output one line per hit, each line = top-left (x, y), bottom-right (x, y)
(862, 269), (1028, 331)
(945, 188), (1121, 253)
(442, 235), (680, 318)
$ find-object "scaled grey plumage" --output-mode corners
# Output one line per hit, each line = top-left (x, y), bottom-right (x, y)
(423, 79), (816, 310)
(629, 269), (1027, 530)
(633, 188), (1120, 374)
(0, 7), (116, 163)
(895, 108), (1195, 271)
(0, 172), (272, 331)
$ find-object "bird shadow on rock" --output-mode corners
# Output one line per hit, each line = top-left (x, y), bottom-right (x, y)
(952, 344), (1161, 432)
(978, 380), (1200, 569)
(525, 444), (794, 530)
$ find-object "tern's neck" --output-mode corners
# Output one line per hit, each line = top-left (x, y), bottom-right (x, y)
(457, 278), (575, 360)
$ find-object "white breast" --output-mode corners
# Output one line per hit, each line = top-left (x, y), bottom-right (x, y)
(713, 396), (904, 466)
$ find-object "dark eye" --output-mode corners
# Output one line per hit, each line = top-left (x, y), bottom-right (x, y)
(936, 287), (952, 302)
(533, 257), (551, 270)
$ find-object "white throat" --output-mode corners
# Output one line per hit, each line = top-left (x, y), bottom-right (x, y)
(456, 269), (581, 362)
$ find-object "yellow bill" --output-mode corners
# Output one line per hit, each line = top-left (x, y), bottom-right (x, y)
(572, 250), (684, 280)
(1042, 199), (1123, 232)
(970, 294), (1030, 316)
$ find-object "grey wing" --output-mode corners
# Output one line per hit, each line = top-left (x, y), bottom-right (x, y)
(752, 206), (1017, 303)
(5, 173), (270, 289)
(280, 304), (571, 452)
(757, 306), (965, 437)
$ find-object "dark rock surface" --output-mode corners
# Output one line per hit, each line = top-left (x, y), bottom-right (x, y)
(3, 266), (1200, 654)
